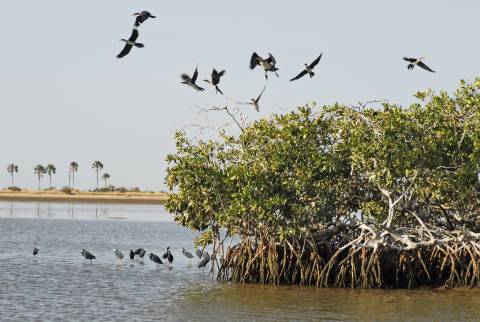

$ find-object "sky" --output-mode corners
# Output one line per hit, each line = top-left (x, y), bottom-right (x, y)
(1, 1), (479, 191)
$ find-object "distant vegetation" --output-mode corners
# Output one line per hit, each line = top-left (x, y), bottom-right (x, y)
(166, 79), (480, 288)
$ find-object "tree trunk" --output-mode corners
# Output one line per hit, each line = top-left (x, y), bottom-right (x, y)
(68, 170), (71, 188)
(11, 173), (13, 187)
(72, 172), (75, 189)
(38, 176), (41, 190)
(49, 174), (52, 189)
(96, 169), (99, 190)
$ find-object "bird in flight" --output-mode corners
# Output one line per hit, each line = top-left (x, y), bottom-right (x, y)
(290, 53), (323, 81)
(204, 69), (226, 94)
(403, 57), (435, 72)
(181, 66), (205, 91)
(250, 52), (279, 79)
(117, 29), (144, 58)
(236, 86), (266, 112)
(133, 11), (156, 27)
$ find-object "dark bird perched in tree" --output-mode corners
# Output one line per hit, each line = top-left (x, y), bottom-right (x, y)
(81, 249), (96, 264)
(198, 252), (210, 269)
(182, 247), (194, 263)
(114, 248), (124, 260)
(290, 53), (323, 81)
(162, 247), (174, 267)
(117, 29), (144, 59)
(149, 253), (163, 268)
(250, 52), (279, 79)
(139, 248), (147, 260)
(33, 247), (40, 260)
(203, 69), (225, 94)
(403, 57), (435, 72)
(181, 67), (205, 91)
(129, 249), (135, 261)
(133, 11), (156, 27)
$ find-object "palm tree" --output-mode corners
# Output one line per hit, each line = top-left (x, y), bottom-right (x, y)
(101, 173), (110, 188)
(46, 164), (56, 189)
(91, 161), (104, 190)
(7, 164), (18, 187)
(34, 165), (46, 190)
(69, 161), (79, 189)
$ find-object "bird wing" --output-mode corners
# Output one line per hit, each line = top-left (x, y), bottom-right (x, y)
(194, 84), (205, 91)
(289, 70), (308, 81)
(217, 70), (226, 77)
(256, 86), (266, 102)
(267, 53), (276, 65)
(403, 57), (417, 63)
(134, 15), (143, 27)
(250, 52), (260, 69)
(129, 28), (139, 42)
(417, 61), (435, 72)
(117, 44), (133, 58)
(215, 85), (224, 95)
(181, 74), (191, 82)
(309, 53), (323, 68)
(192, 67), (199, 82)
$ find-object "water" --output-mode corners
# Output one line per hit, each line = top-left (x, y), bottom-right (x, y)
(1, 201), (480, 321)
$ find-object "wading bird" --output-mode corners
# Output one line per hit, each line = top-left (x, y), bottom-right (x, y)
(134, 248), (143, 258)
(82, 249), (96, 264)
(117, 29), (144, 59)
(250, 52), (279, 79)
(403, 57), (435, 73)
(203, 69), (225, 94)
(139, 248), (147, 261)
(129, 249), (135, 261)
(33, 247), (40, 260)
(182, 248), (194, 263)
(181, 67), (205, 91)
(290, 53), (323, 81)
(149, 253), (163, 268)
(162, 247), (174, 267)
(114, 249), (124, 260)
(198, 252), (210, 269)
(133, 11), (156, 27)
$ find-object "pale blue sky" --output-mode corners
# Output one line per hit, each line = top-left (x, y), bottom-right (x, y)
(1, 1), (479, 190)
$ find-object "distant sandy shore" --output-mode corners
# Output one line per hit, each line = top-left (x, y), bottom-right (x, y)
(0, 190), (168, 205)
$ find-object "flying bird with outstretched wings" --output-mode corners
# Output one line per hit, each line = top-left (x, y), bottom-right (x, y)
(290, 53), (323, 81)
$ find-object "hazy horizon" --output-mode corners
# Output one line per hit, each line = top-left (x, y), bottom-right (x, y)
(1, 1), (479, 191)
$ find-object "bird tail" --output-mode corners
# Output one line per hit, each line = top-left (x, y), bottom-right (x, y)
(310, 71), (315, 78)
(215, 85), (224, 95)
(135, 43), (145, 48)
(151, 15), (157, 18)
(407, 64), (414, 70)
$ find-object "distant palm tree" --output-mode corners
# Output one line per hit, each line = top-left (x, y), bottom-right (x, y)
(7, 164), (18, 187)
(69, 161), (79, 189)
(91, 161), (104, 190)
(34, 165), (46, 190)
(46, 164), (56, 189)
(101, 173), (110, 188)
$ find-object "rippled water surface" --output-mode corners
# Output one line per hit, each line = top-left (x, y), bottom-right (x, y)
(1, 201), (480, 321)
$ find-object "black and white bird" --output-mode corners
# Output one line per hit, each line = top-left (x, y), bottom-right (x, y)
(198, 252), (210, 269)
(247, 86), (266, 112)
(162, 247), (174, 267)
(181, 67), (205, 91)
(134, 248), (143, 258)
(182, 248), (194, 263)
(290, 53), (323, 81)
(117, 29), (144, 59)
(114, 248), (124, 260)
(139, 248), (147, 260)
(403, 57), (435, 73)
(81, 249), (96, 264)
(149, 253), (163, 268)
(33, 247), (40, 260)
(129, 249), (135, 261)
(133, 11), (156, 27)
(203, 69), (226, 95)
(250, 52), (279, 79)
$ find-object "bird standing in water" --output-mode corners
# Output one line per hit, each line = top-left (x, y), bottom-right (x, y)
(133, 11), (156, 27)
(129, 249), (135, 261)
(114, 249), (124, 260)
(198, 252), (210, 269)
(149, 253), (163, 269)
(81, 249), (96, 264)
(250, 52), (279, 79)
(162, 247), (174, 267)
(290, 53), (323, 81)
(182, 248), (194, 263)
(117, 29), (144, 59)
(203, 69), (226, 94)
(403, 57), (435, 72)
(33, 247), (40, 260)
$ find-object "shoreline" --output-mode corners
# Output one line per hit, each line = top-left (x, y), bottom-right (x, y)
(0, 190), (168, 205)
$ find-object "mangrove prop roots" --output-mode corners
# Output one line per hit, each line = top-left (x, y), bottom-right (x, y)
(215, 222), (480, 288)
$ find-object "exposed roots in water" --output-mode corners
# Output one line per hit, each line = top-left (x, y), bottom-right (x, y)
(215, 221), (480, 288)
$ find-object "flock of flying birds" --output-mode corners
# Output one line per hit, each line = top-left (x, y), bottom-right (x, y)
(32, 246), (211, 269)
(117, 10), (437, 113)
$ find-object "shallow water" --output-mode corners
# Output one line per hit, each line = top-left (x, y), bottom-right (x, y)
(1, 201), (480, 321)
